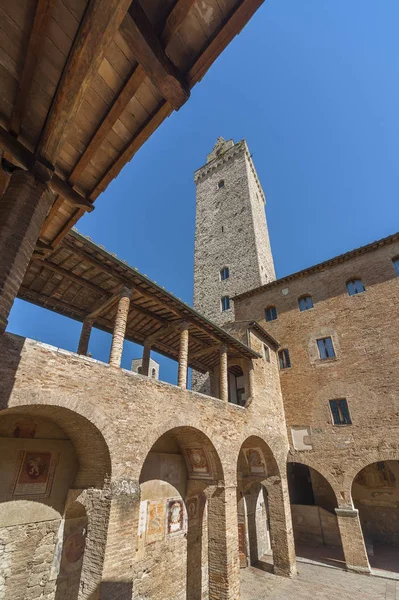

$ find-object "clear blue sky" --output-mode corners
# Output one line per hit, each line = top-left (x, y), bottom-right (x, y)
(8, 0), (399, 384)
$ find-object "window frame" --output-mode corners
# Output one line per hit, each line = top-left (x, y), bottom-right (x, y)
(265, 305), (278, 322)
(263, 344), (270, 362)
(278, 349), (291, 370)
(221, 295), (230, 312)
(329, 399), (352, 425)
(220, 266), (229, 281)
(218, 179), (225, 189)
(346, 278), (365, 296)
(392, 256), (399, 276)
(298, 295), (314, 311)
(316, 336), (336, 360)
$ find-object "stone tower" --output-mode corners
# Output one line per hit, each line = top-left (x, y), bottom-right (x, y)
(193, 137), (276, 326)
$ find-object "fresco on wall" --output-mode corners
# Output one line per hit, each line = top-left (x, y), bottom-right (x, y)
(356, 462), (396, 489)
(146, 501), (165, 543)
(13, 419), (37, 438)
(11, 450), (59, 497)
(186, 448), (211, 478)
(186, 496), (199, 522)
(166, 498), (186, 536)
(160, 454), (181, 485)
(60, 518), (87, 575)
(243, 448), (266, 475)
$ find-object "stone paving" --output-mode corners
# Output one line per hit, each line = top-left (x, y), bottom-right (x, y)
(241, 561), (398, 600)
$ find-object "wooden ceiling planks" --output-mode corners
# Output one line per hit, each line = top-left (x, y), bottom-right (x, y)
(19, 229), (259, 370)
(0, 0), (264, 248)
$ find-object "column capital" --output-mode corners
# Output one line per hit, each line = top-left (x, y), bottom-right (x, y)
(335, 507), (359, 518)
(119, 286), (132, 299)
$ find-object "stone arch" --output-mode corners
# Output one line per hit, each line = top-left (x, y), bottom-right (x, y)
(237, 435), (296, 577)
(351, 459), (399, 573)
(287, 454), (341, 499)
(345, 450), (399, 495)
(135, 425), (232, 600)
(287, 460), (344, 568)
(0, 405), (111, 600)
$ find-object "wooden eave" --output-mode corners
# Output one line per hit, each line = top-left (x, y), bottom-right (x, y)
(0, 0), (264, 249)
(18, 229), (259, 372)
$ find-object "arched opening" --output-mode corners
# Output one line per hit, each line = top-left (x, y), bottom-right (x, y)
(0, 406), (111, 600)
(237, 436), (284, 576)
(228, 365), (246, 406)
(136, 426), (225, 600)
(352, 460), (399, 573)
(287, 462), (344, 568)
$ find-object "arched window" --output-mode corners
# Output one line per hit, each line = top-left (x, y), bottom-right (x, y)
(346, 279), (365, 296)
(298, 295), (313, 311)
(218, 179), (225, 189)
(220, 267), (229, 281)
(137, 366), (142, 374)
(221, 296), (230, 311)
(265, 305), (277, 322)
(278, 349), (291, 369)
(392, 257), (399, 276)
(151, 368), (156, 379)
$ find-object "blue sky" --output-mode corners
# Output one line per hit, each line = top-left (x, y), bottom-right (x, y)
(9, 0), (399, 384)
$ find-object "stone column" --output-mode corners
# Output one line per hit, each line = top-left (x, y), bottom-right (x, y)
(247, 359), (255, 404)
(0, 168), (52, 333)
(177, 321), (189, 388)
(220, 345), (228, 402)
(142, 339), (151, 376)
(335, 507), (370, 573)
(100, 480), (140, 600)
(265, 476), (296, 577)
(207, 485), (240, 600)
(78, 318), (94, 355)
(109, 287), (131, 367)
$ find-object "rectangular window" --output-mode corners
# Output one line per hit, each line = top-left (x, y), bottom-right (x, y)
(393, 258), (399, 276)
(299, 296), (313, 311)
(329, 399), (352, 425)
(221, 296), (230, 311)
(279, 349), (291, 369)
(265, 306), (277, 322)
(317, 337), (335, 359)
(220, 267), (229, 281)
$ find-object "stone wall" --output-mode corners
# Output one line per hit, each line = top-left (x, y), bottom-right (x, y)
(0, 331), (295, 599)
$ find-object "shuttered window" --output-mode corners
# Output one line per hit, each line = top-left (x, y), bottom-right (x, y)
(279, 349), (291, 369)
(317, 337), (336, 359)
(265, 306), (277, 322)
(329, 399), (352, 425)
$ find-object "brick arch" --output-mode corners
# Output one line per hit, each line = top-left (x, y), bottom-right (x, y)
(0, 404), (111, 488)
(138, 422), (225, 483)
(345, 450), (399, 495)
(237, 434), (281, 478)
(287, 453), (341, 500)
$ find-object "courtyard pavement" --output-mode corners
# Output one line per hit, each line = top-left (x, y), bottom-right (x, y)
(241, 560), (398, 600)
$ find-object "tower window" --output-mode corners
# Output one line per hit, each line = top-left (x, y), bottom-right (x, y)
(221, 296), (230, 311)
(218, 180), (225, 189)
(265, 306), (277, 322)
(346, 279), (365, 296)
(151, 368), (156, 379)
(220, 267), (229, 281)
(393, 257), (399, 275)
(317, 337), (335, 359)
(329, 399), (352, 425)
(279, 349), (291, 369)
(137, 366), (142, 374)
(298, 295), (313, 311)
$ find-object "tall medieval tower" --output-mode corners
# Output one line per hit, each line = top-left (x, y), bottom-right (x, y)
(193, 137), (276, 326)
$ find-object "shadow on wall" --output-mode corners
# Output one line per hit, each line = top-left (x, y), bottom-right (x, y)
(94, 582), (133, 600)
(0, 334), (25, 410)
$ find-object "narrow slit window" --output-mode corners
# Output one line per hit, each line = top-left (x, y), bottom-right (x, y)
(263, 344), (270, 362)
(393, 257), (399, 276)
(265, 306), (277, 322)
(317, 337), (336, 359)
(279, 349), (291, 369)
(220, 267), (229, 281)
(329, 399), (352, 425)
(218, 180), (225, 189)
(346, 279), (365, 296)
(221, 296), (230, 311)
(298, 295), (313, 311)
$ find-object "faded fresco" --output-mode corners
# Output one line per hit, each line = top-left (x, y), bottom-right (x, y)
(11, 450), (59, 497)
(186, 448), (211, 478)
(244, 448), (266, 475)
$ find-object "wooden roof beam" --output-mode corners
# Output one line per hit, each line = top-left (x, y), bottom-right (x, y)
(189, 344), (220, 362)
(9, 0), (55, 137)
(87, 288), (124, 319)
(124, 2), (189, 110)
(144, 319), (185, 344)
(37, 0), (132, 163)
(69, 0), (196, 184)
(0, 125), (94, 212)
